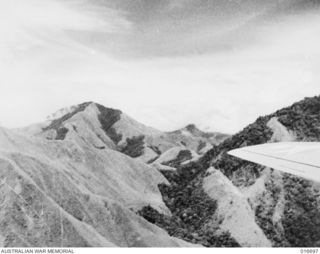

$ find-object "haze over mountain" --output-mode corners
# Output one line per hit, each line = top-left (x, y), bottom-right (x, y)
(1, 0), (320, 133)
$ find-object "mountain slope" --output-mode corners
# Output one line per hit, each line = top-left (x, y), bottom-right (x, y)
(137, 95), (320, 247)
(0, 126), (196, 247)
(25, 102), (227, 167)
(8, 96), (320, 247)
(201, 95), (320, 247)
(203, 168), (271, 247)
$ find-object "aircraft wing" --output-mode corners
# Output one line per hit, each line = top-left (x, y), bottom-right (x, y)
(228, 142), (320, 182)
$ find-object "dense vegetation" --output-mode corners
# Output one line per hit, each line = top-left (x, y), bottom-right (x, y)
(138, 205), (239, 247)
(282, 175), (320, 247)
(205, 96), (320, 176)
(43, 96), (320, 247)
(200, 95), (320, 246)
(254, 173), (287, 246)
(96, 104), (123, 144)
(55, 127), (69, 141)
(120, 135), (145, 158)
(138, 160), (239, 247)
(197, 140), (207, 153)
(140, 95), (320, 247)
(201, 115), (273, 186)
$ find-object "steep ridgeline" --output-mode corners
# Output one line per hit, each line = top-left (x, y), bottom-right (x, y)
(0, 124), (199, 247)
(200, 95), (320, 247)
(138, 96), (320, 247)
(25, 102), (227, 169)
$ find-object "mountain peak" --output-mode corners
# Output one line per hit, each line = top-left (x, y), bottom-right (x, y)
(45, 101), (123, 125)
(46, 102), (93, 121)
(41, 101), (124, 142)
(183, 124), (210, 137)
(185, 124), (198, 132)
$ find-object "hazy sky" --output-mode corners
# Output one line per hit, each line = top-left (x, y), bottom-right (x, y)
(1, 0), (320, 133)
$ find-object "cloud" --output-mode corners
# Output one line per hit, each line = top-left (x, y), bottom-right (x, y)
(0, 0), (131, 60)
(0, 0), (130, 32)
(0, 0), (131, 126)
(167, 0), (194, 10)
(0, 0), (320, 134)
(0, 0), (131, 87)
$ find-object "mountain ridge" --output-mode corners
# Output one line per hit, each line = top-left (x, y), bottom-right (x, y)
(25, 101), (229, 167)
(138, 95), (320, 247)
(2, 96), (320, 247)
(0, 115), (197, 247)
(197, 95), (320, 246)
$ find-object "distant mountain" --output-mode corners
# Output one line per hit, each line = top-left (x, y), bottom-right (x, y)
(171, 124), (230, 146)
(25, 102), (227, 168)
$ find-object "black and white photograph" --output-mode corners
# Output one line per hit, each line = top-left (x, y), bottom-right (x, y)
(1, 0), (320, 251)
